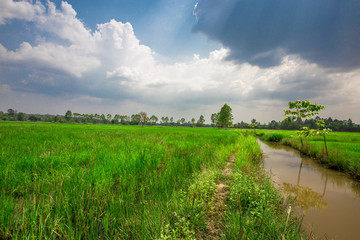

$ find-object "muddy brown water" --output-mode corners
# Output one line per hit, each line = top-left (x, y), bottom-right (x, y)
(258, 140), (360, 240)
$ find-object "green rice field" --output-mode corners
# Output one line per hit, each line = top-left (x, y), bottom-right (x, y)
(0, 122), (302, 239)
(256, 129), (360, 178)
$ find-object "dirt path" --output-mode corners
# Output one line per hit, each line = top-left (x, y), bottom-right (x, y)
(206, 152), (236, 239)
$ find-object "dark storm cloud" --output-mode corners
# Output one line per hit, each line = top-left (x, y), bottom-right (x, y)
(194, 0), (360, 69)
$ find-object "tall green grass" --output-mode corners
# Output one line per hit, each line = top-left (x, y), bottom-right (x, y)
(257, 129), (360, 179)
(0, 122), (237, 239)
(0, 122), (303, 239)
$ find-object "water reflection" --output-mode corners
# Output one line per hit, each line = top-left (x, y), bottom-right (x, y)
(259, 140), (360, 240)
(283, 183), (327, 210)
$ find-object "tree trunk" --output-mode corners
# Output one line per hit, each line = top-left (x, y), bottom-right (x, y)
(323, 135), (328, 156)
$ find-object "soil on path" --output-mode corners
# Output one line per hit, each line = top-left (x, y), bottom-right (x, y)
(206, 152), (236, 239)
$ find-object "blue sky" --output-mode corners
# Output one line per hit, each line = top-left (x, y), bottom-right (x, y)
(0, 0), (359, 123)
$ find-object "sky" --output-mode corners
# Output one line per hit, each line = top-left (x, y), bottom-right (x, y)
(0, 0), (359, 123)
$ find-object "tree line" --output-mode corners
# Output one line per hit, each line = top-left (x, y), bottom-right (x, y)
(1, 104), (359, 132)
(236, 117), (359, 132)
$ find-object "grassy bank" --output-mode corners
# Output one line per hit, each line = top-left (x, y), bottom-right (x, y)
(223, 131), (302, 239)
(0, 122), (303, 239)
(256, 129), (360, 179)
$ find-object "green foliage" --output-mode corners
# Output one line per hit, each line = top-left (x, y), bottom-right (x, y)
(139, 111), (149, 126)
(228, 173), (268, 218)
(211, 113), (218, 126)
(217, 103), (233, 128)
(17, 112), (27, 121)
(284, 100), (325, 122)
(159, 171), (220, 240)
(296, 126), (312, 138)
(284, 100), (325, 147)
(65, 110), (72, 122)
(311, 120), (332, 156)
(196, 115), (205, 127)
(249, 123), (259, 134)
(260, 133), (286, 142)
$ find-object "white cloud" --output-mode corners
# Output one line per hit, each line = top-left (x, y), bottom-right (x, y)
(0, 0), (44, 24)
(0, 42), (100, 77)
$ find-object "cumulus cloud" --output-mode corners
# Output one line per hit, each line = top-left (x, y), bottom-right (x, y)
(0, 42), (100, 77)
(0, 1), (153, 78)
(193, 0), (360, 69)
(0, 0), (44, 24)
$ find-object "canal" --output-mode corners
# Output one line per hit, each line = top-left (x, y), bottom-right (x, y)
(258, 140), (360, 239)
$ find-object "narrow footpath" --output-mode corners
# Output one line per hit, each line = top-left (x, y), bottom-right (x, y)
(206, 152), (236, 239)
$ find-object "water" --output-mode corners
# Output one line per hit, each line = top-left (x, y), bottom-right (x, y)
(258, 140), (360, 240)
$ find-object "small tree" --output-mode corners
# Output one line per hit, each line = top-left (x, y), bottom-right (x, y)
(17, 112), (27, 121)
(150, 115), (158, 125)
(249, 122), (259, 134)
(211, 113), (218, 126)
(180, 118), (186, 125)
(65, 110), (72, 122)
(191, 118), (196, 127)
(131, 114), (140, 125)
(170, 117), (174, 126)
(107, 114), (112, 123)
(139, 112), (149, 127)
(311, 120), (332, 156)
(218, 104), (233, 128)
(197, 115), (205, 127)
(284, 100), (325, 147)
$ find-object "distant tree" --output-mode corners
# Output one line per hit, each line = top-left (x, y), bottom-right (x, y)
(170, 117), (174, 126)
(7, 108), (16, 117)
(249, 122), (259, 133)
(150, 115), (158, 125)
(197, 115), (205, 127)
(94, 113), (100, 122)
(17, 112), (27, 121)
(131, 114), (140, 125)
(251, 118), (257, 124)
(112, 114), (120, 124)
(29, 114), (38, 122)
(7, 108), (17, 120)
(180, 118), (186, 125)
(211, 113), (218, 126)
(107, 114), (112, 122)
(304, 118), (317, 129)
(268, 120), (279, 129)
(191, 118), (196, 127)
(119, 115), (129, 125)
(284, 100), (325, 147)
(217, 104), (233, 128)
(54, 115), (61, 123)
(65, 110), (72, 122)
(101, 114), (107, 124)
(139, 112), (149, 127)
(161, 116), (169, 125)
